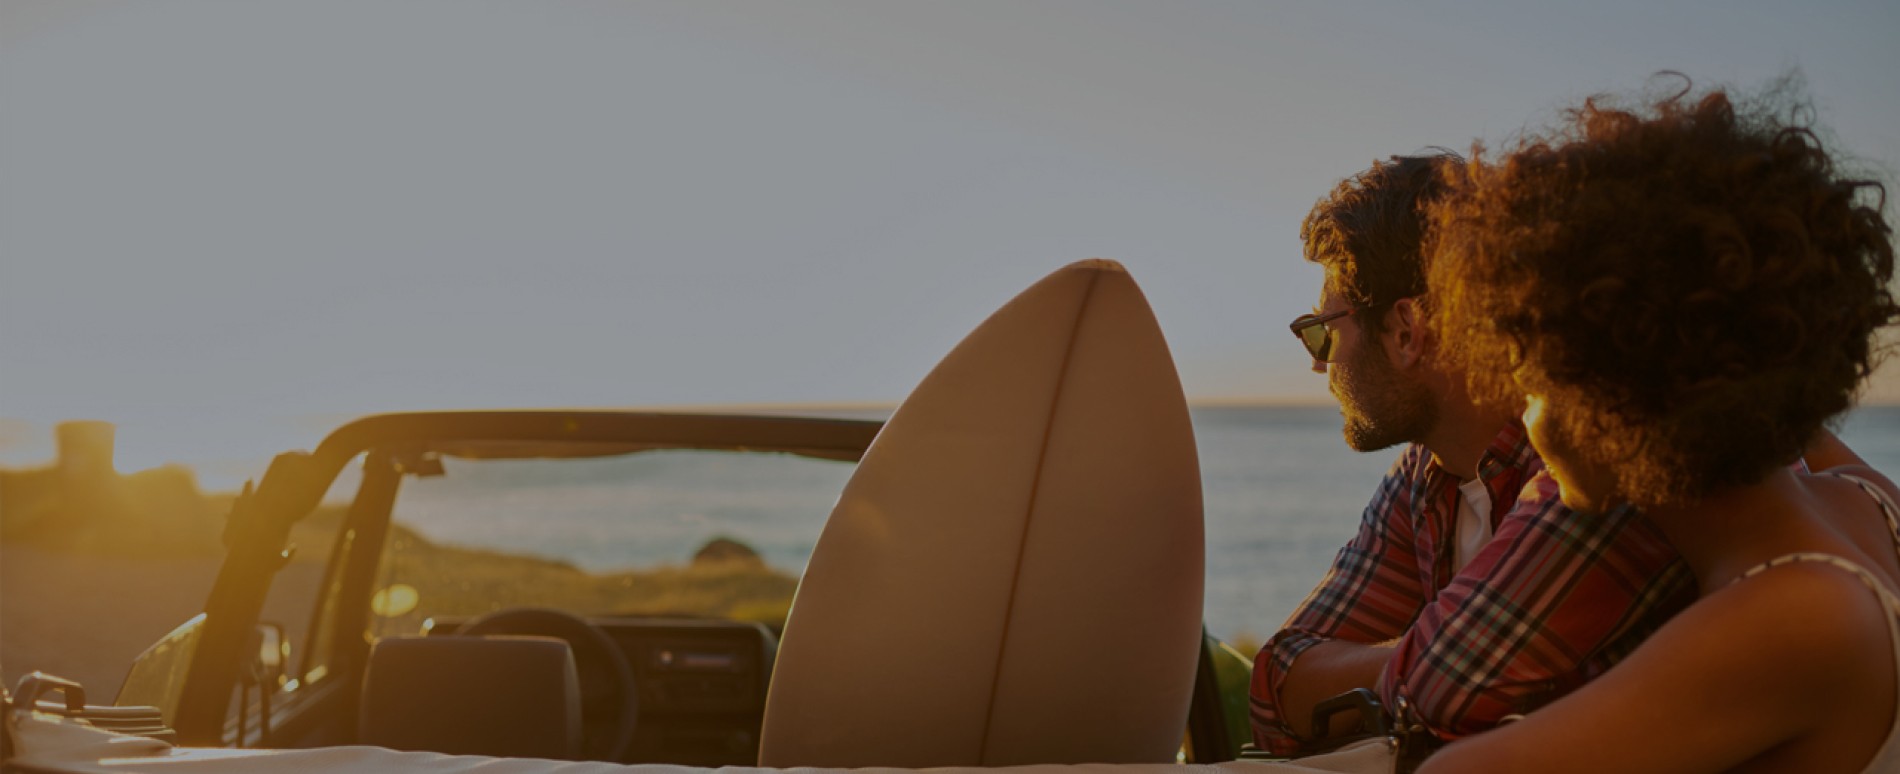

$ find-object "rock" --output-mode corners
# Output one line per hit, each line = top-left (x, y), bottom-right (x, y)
(692, 536), (764, 567)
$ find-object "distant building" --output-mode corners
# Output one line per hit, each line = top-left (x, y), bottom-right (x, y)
(57, 420), (117, 483)
(1, 421), (121, 538)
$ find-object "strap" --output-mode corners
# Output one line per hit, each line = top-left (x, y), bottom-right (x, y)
(1732, 552), (1900, 615)
(1825, 472), (1900, 559)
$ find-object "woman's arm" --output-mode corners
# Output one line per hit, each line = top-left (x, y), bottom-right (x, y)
(1417, 562), (1889, 774)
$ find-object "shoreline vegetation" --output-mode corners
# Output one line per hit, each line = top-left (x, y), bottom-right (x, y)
(0, 421), (800, 699)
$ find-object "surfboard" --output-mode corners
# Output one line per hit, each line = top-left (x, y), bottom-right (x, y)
(758, 259), (1205, 768)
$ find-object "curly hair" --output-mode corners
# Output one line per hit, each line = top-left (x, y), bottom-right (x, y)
(1426, 79), (1898, 508)
(1302, 152), (1462, 336)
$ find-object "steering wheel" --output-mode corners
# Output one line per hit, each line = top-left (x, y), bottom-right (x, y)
(460, 607), (639, 761)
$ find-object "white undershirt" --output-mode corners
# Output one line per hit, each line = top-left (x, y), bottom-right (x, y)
(1453, 477), (1495, 573)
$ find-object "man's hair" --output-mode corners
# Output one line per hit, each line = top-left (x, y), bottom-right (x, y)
(1427, 78), (1899, 507)
(1301, 152), (1463, 335)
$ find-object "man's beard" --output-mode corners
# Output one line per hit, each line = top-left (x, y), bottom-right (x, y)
(1334, 340), (1438, 452)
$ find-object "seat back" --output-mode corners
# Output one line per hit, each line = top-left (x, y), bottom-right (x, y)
(358, 635), (582, 760)
(759, 259), (1204, 767)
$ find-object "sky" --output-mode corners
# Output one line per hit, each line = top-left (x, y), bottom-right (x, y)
(4, 1), (1899, 480)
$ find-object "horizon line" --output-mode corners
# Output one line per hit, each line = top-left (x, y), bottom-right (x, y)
(9, 393), (1900, 428)
(625, 395), (1346, 413)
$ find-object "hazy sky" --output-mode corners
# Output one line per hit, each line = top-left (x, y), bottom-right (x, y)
(4, 1), (1898, 476)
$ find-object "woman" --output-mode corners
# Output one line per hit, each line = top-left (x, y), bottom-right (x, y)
(1416, 81), (1900, 773)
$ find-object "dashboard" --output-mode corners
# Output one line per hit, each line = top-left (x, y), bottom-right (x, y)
(426, 615), (777, 765)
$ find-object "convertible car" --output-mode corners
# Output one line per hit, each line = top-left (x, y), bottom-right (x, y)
(87, 409), (1257, 763)
(3, 261), (1398, 774)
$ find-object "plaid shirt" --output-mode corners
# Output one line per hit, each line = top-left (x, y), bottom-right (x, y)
(1247, 423), (1695, 754)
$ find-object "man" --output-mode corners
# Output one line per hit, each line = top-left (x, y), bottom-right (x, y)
(1248, 154), (1696, 754)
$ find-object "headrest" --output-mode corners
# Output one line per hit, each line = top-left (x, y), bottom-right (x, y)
(358, 636), (582, 760)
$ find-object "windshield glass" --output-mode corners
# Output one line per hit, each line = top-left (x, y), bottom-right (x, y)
(369, 449), (855, 638)
(116, 614), (205, 723)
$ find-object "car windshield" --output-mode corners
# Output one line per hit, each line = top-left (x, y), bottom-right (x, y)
(367, 448), (856, 638)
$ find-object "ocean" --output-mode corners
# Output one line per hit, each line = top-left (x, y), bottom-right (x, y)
(386, 405), (1900, 645)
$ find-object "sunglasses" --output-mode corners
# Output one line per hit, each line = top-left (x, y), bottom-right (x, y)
(1288, 307), (1358, 362)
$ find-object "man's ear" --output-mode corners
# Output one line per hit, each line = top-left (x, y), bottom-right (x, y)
(1383, 298), (1429, 369)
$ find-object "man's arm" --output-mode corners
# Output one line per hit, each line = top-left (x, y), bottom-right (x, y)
(1377, 472), (1697, 740)
(1249, 448), (1431, 754)
(1276, 640), (1396, 738)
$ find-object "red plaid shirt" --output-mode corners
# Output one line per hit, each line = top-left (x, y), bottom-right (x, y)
(1247, 423), (1695, 754)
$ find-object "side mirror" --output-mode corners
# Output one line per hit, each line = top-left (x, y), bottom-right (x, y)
(248, 623), (288, 690)
(234, 622), (290, 747)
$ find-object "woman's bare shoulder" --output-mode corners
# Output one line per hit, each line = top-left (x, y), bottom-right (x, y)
(1811, 464), (1900, 507)
(1692, 559), (1892, 687)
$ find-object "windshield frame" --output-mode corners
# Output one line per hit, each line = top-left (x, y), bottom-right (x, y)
(173, 410), (883, 745)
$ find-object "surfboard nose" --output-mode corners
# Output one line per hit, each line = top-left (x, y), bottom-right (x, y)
(1064, 257), (1127, 273)
(762, 260), (1203, 768)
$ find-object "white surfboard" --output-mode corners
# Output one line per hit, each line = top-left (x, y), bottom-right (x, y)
(759, 259), (1204, 768)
